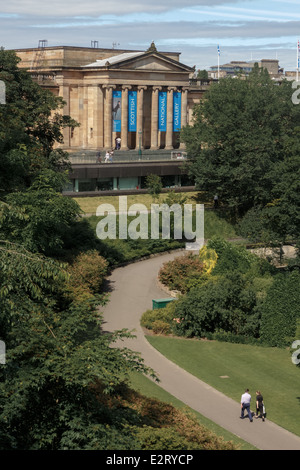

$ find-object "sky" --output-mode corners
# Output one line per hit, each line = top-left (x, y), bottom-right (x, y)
(1, 0), (300, 71)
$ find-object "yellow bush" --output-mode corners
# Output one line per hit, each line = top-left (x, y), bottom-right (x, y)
(199, 246), (218, 274)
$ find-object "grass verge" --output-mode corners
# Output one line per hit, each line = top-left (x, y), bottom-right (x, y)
(145, 336), (300, 437)
(128, 371), (257, 450)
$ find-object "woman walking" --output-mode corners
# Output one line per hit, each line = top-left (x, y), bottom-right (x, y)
(255, 391), (265, 422)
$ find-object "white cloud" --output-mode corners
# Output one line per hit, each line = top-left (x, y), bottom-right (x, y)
(0, 0), (248, 17)
(0, 0), (299, 71)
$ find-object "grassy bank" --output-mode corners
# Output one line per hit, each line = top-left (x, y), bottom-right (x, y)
(128, 371), (257, 450)
(145, 336), (300, 437)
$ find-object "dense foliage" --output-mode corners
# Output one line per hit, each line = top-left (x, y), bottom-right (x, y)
(181, 65), (300, 245)
(0, 48), (77, 194)
(0, 49), (237, 450)
(144, 238), (299, 348)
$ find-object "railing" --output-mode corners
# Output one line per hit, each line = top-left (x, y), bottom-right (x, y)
(68, 150), (188, 164)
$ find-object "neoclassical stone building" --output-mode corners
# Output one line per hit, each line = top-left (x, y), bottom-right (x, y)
(15, 43), (208, 193)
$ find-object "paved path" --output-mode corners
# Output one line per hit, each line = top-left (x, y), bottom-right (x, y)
(101, 251), (300, 451)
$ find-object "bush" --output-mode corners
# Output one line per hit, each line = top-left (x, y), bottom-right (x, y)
(260, 271), (300, 347)
(67, 250), (108, 300)
(141, 302), (177, 335)
(207, 237), (273, 277)
(158, 253), (204, 293)
(118, 387), (237, 450)
(172, 272), (260, 339)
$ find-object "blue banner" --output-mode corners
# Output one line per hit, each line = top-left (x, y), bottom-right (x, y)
(173, 91), (182, 132)
(113, 90), (122, 132)
(128, 90), (137, 132)
(158, 91), (167, 132)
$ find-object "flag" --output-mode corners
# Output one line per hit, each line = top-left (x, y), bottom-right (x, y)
(218, 45), (220, 56)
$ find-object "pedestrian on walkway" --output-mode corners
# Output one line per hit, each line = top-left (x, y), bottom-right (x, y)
(255, 391), (265, 422)
(105, 150), (110, 163)
(240, 388), (253, 422)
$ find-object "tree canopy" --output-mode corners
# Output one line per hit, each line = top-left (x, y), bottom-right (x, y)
(0, 48), (77, 194)
(0, 49), (157, 450)
(181, 65), (300, 244)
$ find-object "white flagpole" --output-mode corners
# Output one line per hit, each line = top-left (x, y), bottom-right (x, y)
(217, 45), (220, 79)
(297, 40), (299, 82)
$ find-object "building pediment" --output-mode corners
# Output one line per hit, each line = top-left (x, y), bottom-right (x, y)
(84, 51), (193, 73)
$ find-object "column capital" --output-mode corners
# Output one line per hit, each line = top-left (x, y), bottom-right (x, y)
(152, 85), (162, 92)
(137, 85), (147, 91)
(102, 84), (116, 90)
(122, 84), (132, 91)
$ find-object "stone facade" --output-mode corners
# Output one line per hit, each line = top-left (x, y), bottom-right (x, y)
(15, 44), (204, 152)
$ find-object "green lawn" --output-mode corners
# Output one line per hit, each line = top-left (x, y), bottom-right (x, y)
(145, 336), (300, 437)
(82, 193), (239, 241)
(74, 192), (201, 214)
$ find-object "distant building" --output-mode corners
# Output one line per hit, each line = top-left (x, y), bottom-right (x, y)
(209, 59), (283, 79)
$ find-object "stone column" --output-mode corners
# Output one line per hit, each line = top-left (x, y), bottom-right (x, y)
(121, 85), (131, 150)
(136, 86), (147, 150)
(150, 86), (161, 150)
(103, 85), (115, 150)
(165, 87), (175, 150)
(180, 87), (188, 150)
(78, 86), (85, 148)
(82, 86), (89, 148)
(96, 85), (104, 149)
(59, 84), (70, 147)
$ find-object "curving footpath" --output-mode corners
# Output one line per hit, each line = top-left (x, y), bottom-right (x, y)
(101, 251), (300, 451)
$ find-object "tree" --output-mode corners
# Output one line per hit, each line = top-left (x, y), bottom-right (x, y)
(172, 271), (259, 338)
(239, 154), (300, 245)
(0, 240), (156, 449)
(197, 69), (209, 80)
(0, 170), (82, 257)
(181, 66), (300, 230)
(0, 48), (78, 194)
(145, 174), (162, 202)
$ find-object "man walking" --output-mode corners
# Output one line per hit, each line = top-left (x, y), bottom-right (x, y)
(240, 388), (253, 422)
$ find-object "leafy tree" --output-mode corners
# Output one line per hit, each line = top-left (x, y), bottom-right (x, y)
(240, 154), (300, 245)
(172, 272), (259, 338)
(0, 48), (78, 193)
(0, 170), (81, 256)
(145, 174), (162, 202)
(259, 271), (300, 347)
(0, 240), (156, 449)
(196, 69), (209, 80)
(181, 66), (300, 232)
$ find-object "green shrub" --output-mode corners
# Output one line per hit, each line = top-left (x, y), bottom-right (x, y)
(207, 237), (274, 277)
(158, 253), (204, 293)
(141, 302), (177, 335)
(172, 272), (260, 339)
(260, 271), (300, 347)
(67, 249), (108, 300)
(136, 426), (198, 450)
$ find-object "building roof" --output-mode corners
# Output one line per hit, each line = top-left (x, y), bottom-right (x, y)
(83, 52), (146, 68)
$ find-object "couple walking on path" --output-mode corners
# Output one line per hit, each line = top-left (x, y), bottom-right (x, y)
(102, 251), (300, 450)
(241, 389), (265, 422)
